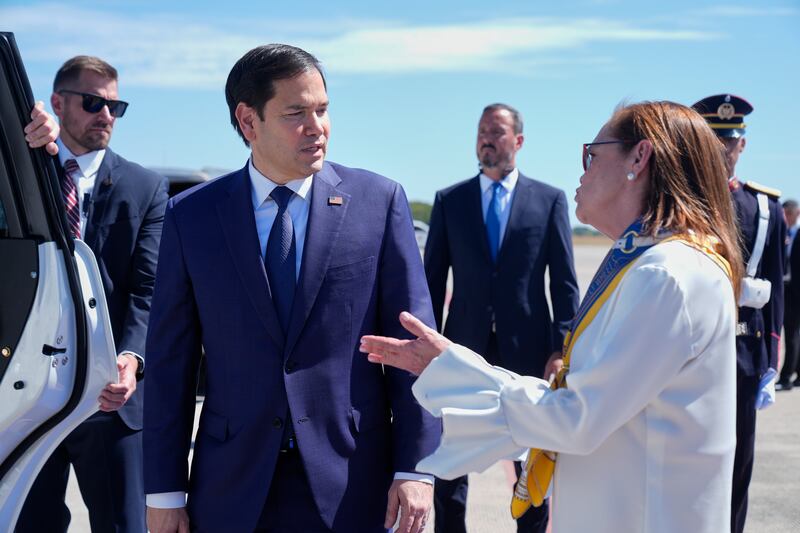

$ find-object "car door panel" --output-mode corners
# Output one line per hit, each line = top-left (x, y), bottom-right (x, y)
(0, 32), (117, 527)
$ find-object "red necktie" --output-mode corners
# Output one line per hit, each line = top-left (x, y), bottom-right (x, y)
(61, 159), (81, 238)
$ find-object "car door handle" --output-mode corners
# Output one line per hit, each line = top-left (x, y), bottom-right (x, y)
(42, 344), (67, 356)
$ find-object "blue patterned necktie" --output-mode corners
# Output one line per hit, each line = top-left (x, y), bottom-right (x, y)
(486, 182), (503, 261)
(265, 186), (296, 333)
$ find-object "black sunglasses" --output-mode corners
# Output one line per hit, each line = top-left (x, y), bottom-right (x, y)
(582, 140), (635, 171)
(58, 89), (129, 118)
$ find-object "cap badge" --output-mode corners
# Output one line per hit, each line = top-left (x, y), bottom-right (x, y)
(717, 103), (735, 120)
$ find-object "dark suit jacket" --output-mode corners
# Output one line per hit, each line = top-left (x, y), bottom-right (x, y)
(787, 229), (800, 303)
(143, 161), (441, 532)
(424, 174), (579, 378)
(58, 148), (168, 430)
(732, 183), (785, 376)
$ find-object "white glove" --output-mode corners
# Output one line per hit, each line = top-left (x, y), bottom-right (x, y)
(755, 368), (777, 410)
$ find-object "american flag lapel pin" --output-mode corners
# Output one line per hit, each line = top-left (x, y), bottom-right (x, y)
(328, 196), (343, 206)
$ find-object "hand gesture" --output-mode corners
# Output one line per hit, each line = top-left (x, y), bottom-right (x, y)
(360, 312), (451, 375)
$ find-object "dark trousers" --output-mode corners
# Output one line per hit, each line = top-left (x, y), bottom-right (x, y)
(255, 452), (387, 533)
(256, 452), (330, 532)
(780, 290), (800, 385)
(434, 333), (548, 533)
(15, 411), (144, 533)
(731, 374), (759, 533)
(434, 470), (548, 533)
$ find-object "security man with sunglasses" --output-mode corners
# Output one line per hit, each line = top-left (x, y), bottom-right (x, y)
(692, 94), (785, 533)
(17, 56), (168, 533)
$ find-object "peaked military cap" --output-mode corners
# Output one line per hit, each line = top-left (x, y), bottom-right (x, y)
(692, 94), (753, 138)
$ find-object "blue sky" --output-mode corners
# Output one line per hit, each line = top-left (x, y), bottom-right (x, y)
(3, 1), (799, 225)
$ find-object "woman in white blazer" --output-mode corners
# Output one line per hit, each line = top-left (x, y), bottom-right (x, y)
(361, 101), (744, 533)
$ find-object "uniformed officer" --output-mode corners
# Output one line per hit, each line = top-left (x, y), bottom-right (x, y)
(692, 94), (786, 533)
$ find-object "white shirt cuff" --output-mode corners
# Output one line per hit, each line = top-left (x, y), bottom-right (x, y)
(394, 472), (435, 484)
(146, 491), (186, 508)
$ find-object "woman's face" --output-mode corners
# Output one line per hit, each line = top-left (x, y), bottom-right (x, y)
(575, 124), (631, 228)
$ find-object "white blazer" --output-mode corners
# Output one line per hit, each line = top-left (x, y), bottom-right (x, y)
(413, 240), (737, 533)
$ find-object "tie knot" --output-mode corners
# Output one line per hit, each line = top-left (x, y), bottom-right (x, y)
(64, 158), (80, 176)
(270, 186), (293, 210)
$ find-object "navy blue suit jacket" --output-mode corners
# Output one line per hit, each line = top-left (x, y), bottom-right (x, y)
(424, 174), (579, 378)
(732, 182), (786, 376)
(62, 148), (168, 430)
(143, 161), (441, 532)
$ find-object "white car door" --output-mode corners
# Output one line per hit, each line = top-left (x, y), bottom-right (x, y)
(0, 32), (117, 529)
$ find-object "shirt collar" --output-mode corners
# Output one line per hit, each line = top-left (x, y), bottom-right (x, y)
(249, 158), (313, 210)
(56, 138), (105, 178)
(479, 168), (519, 194)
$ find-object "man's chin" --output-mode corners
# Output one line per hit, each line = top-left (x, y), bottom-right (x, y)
(305, 157), (326, 175)
(82, 133), (111, 151)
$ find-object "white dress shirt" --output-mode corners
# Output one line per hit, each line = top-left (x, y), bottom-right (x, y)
(147, 160), (430, 509)
(479, 168), (519, 246)
(55, 138), (105, 236)
(412, 240), (737, 532)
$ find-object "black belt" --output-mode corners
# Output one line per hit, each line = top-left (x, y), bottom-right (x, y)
(279, 435), (298, 454)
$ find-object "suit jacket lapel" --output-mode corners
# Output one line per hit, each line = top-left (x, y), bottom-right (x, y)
(284, 164), (349, 357)
(497, 176), (531, 265)
(84, 149), (118, 248)
(468, 176), (493, 266)
(217, 165), (285, 348)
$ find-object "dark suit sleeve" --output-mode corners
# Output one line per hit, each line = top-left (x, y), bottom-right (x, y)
(116, 175), (169, 359)
(763, 199), (786, 371)
(423, 191), (450, 331)
(545, 190), (580, 352)
(790, 232), (800, 302)
(378, 183), (441, 472)
(143, 201), (203, 493)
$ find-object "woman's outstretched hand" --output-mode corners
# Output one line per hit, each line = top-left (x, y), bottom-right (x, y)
(360, 312), (452, 375)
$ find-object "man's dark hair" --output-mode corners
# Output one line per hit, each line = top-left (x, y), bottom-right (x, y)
(225, 44), (326, 146)
(53, 55), (118, 92)
(783, 200), (798, 211)
(482, 103), (523, 134)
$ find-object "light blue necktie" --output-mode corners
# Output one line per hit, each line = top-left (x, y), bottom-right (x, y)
(486, 182), (503, 262)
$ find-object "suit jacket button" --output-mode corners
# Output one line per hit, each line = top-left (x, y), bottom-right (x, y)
(285, 361), (295, 373)
(272, 417), (283, 429)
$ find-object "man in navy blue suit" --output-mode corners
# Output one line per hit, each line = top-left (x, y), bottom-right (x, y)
(144, 44), (440, 533)
(424, 103), (579, 533)
(17, 56), (169, 532)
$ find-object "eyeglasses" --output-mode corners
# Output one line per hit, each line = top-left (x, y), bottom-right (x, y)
(58, 89), (129, 118)
(582, 140), (635, 171)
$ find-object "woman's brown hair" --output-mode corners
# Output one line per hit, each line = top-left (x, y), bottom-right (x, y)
(607, 101), (743, 296)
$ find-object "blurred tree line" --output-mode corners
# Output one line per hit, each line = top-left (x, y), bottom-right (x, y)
(409, 201), (600, 235)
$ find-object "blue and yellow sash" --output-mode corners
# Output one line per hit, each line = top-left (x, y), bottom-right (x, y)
(510, 221), (732, 518)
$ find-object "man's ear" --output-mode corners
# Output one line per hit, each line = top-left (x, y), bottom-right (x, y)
(235, 103), (258, 144)
(50, 92), (63, 119)
(739, 136), (747, 154)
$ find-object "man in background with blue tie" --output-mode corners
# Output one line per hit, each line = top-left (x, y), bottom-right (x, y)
(143, 44), (440, 533)
(424, 103), (579, 533)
